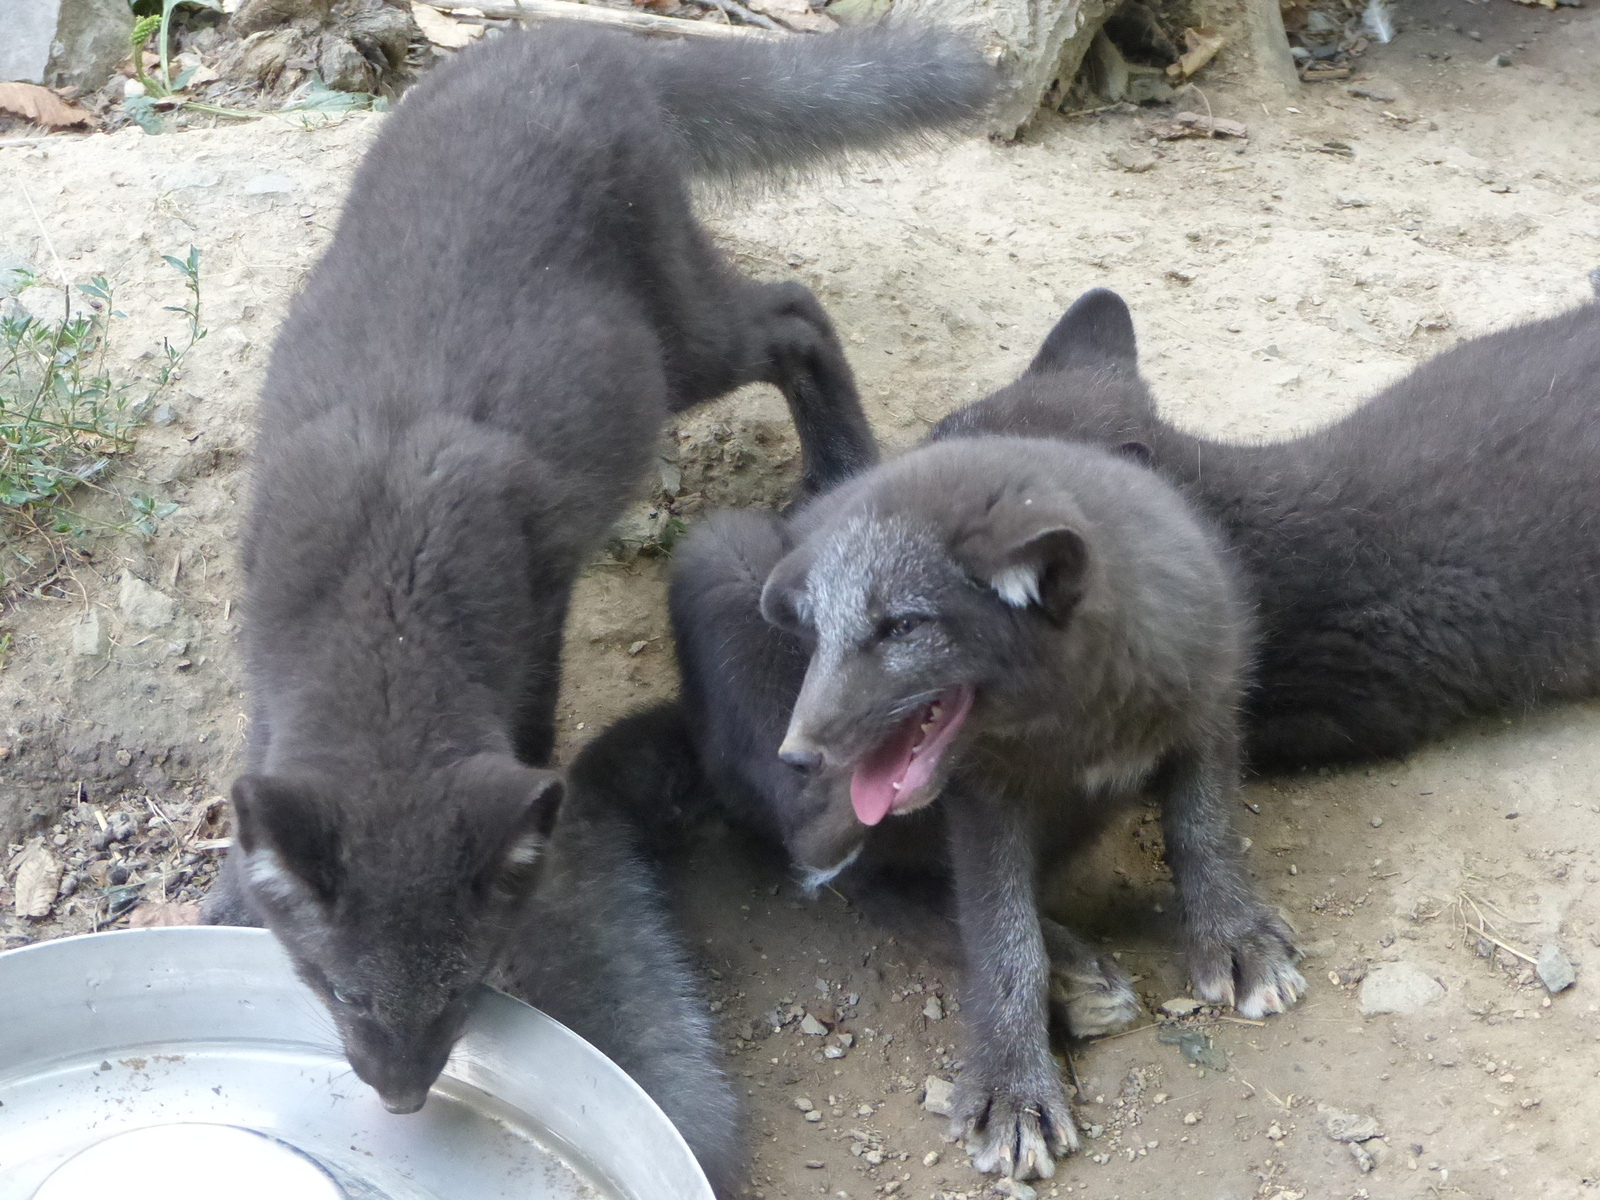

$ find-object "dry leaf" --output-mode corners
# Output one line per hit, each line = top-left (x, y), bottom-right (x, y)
(411, 2), (483, 48)
(1166, 27), (1225, 79)
(746, 0), (837, 32)
(129, 901), (204, 928)
(0, 82), (92, 128)
(12, 840), (63, 920)
(1146, 110), (1248, 140)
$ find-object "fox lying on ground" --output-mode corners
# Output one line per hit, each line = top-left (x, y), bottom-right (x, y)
(938, 284), (1600, 767)
(672, 430), (1302, 1180)
(203, 19), (995, 1142)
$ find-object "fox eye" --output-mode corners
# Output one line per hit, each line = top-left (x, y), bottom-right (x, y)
(332, 987), (371, 1010)
(881, 616), (926, 640)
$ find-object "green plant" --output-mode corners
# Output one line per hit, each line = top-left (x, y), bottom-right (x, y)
(0, 248), (205, 546)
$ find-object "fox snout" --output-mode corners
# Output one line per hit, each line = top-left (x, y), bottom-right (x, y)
(777, 732), (826, 773)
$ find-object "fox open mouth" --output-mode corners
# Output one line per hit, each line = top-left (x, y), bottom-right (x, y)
(849, 685), (975, 826)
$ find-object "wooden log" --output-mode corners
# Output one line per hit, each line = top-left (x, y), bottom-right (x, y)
(888, 0), (1110, 136)
(417, 0), (776, 38)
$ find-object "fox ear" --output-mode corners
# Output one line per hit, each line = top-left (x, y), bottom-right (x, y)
(1027, 288), (1138, 376)
(478, 769), (563, 908)
(759, 546), (815, 636)
(231, 774), (343, 907)
(987, 526), (1089, 625)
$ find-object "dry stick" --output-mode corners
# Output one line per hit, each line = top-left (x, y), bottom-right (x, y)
(699, 0), (783, 32)
(418, 0), (774, 38)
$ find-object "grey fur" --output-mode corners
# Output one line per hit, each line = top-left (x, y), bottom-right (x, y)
(499, 707), (744, 1198)
(671, 438), (1303, 1180)
(205, 22), (995, 1121)
(937, 286), (1600, 766)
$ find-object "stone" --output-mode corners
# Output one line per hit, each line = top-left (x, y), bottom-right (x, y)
(0, 0), (134, 91)
(71, 612), (107, 656)
(1160, 996), (1200, 1017)
(242, 174), (298, 196)
(1358, 962), (1444, 1015)
(1536, 944), (1577, 993)
(151, 402), (178, 426)
(1318, 1104), (1383, 1143)
(995, 1179), (1037, 1200)
(799, 1013), (828, 1036)
(317, 34), (372, 92)
(922, 1151), (940, 1167)
(119, 572), (176, 629)
(922, 1075), (955, 1116)
(922, 995), (944, 1020)
(794, 1096), (814, 1112)
(162, 167), (222, 191)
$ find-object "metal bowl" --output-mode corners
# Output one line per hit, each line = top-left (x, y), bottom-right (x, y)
(0, 927), (713, 1200)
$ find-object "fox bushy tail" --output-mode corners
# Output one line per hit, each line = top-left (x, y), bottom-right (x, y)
(650, 24), (999, 179)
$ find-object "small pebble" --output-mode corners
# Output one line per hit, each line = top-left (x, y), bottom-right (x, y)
(1370, 816), (1383, 827)
(795, 1097), (814, 1112)
(923, 1151), (940, 1167)
(805, 1110), (823, 1123)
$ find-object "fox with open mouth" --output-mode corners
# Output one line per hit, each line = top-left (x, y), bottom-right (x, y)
(671, 432), (1304, 1180)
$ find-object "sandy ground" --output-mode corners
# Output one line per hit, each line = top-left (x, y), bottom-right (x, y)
(3, 1), (1600, 1196)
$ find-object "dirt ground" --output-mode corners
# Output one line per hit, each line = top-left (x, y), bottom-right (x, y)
(3, 2), (1600, 1196)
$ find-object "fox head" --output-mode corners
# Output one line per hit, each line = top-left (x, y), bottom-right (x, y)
(934, 287), (1160, 464)
(761, 439), (1101, 828)
(230, 753), (562, 1113)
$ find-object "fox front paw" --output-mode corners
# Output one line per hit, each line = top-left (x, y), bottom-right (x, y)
(1190, 907), (1306, 1019)
(1048, 951), (1142, 1038)
(953, 1074), (1079, 1180)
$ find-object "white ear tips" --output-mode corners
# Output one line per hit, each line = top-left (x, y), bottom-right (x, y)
(503, 837), (543, 868)
(990, 564), (1041, 609)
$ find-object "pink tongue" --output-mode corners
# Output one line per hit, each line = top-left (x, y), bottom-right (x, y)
(849, 716), (922, 826)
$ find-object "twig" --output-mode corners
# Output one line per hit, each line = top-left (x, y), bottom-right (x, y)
(418, 0), (775, 38)
(1217, 1015), (1266, 1027)
(1181, 82), (1215, 135)
(1057, 101), (1127, 118)
(699, 0), (783, 30)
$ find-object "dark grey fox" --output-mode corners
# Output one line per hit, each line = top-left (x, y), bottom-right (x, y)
(498, 706), (743, 1197)
(203, 21), (996, 1120)
(935, 284), (1600, 766)
(671, 438), (1302, 1180)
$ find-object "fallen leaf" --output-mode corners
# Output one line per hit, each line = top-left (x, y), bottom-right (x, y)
(11, 840), (63, 919)
(746, 0), (837, 32)
(0, 82), (92, 128)
(411, 2), (483, 48)
(1166, 27), (1225, 79)
(129, 901), (204, 928)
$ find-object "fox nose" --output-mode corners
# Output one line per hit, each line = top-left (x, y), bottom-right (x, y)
(778, 737), (824, 773)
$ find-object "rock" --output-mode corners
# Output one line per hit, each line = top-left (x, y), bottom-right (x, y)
(1318, 1104), (1383, 1143)
(151, 401), (178, 426)
(1337, 194), (1372, 208)
(800, 1013), (829, 1036)
(1110, 147), (1159, 174)
(232, 0), (333, 36)
(922, 1075), (955, 1116)
(825, 0), (891, 23)
(12, 840), (63, 919)
(1358, 962), (1443, 1015)
(794, 1096), (814, 1112)
(317, 34), (372, 92)
(119, 573), (176, 629)
(995, 1178), (1037, 1199)
(1349, 1140), (1375, 1172)
(71, 612), (107, 656)
(1489, 52), (1511, 67)
(1160, 996), (1200, 1017)
(922, 1151), (940, 1167)
(242, 174), (298, 196)
(162, 167), (222, 191)
(0, 0), (134, 91)
(923, 995), (945, 1020)
(1536, 944), (1576, 993)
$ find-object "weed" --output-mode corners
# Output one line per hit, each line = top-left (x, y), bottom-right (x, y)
(0, 248), (206, 572)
